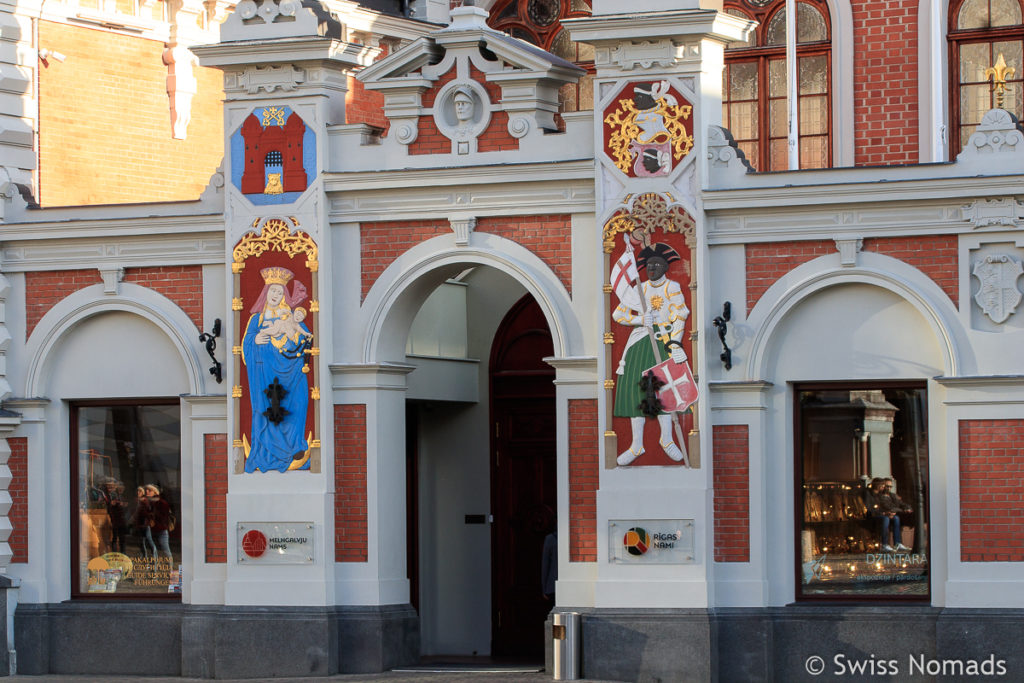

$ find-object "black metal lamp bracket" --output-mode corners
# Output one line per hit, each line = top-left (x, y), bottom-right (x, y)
(712, 302), (733, 371)
(199, 318), (223, 384)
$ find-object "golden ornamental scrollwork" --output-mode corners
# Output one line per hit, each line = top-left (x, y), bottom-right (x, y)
(232, 218), (318, 264)
(604, 97), (693, 175)
(602, 193), (697, 254)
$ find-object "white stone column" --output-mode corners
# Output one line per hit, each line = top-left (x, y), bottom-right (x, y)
(567, 5), (754, 610)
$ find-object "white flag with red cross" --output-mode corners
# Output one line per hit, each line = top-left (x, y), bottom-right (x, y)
(646, 356), (697, 413)
(610, 238), (642, 310)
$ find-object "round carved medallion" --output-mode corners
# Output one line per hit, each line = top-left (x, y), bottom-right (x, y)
(527, 0), (560, 26)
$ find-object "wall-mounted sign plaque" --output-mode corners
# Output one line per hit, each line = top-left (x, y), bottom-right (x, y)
(609, 519), (696, 564)
(237, 522), (314, 564)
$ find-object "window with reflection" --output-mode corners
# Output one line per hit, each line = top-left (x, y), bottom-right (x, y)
(949, 0), (1024, 155)
(723, 0), (832, 170)
(797, 385), (930, 600)
(487, 0), (594, 112)
(72, 401), (182, 598)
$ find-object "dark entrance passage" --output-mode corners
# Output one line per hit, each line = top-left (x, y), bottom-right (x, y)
(489, 294), (556, 658)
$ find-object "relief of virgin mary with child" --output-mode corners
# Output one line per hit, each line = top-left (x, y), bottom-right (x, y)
(242, 266), (314, 473)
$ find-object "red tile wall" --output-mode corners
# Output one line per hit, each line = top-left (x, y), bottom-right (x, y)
(335, 405), (368, 562)
(8, 437), (27, 563)
(713, 425), (750, 562)
(852, 0), (918, 165)
(569, 399), (598, 562)
(745, 235), (959, 313)
(25, 266), (204, 339)
(959, 419), (1024, 562)
(361, 215), (572, 300)
(204, 433), (228, 563)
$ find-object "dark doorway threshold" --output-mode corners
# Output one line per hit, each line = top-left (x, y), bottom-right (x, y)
(394, 655), (544, 674)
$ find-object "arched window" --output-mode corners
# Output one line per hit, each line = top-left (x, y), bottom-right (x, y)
(487, 0), (594, 112)
(723, 0), (832, 171)
(949, 0), (1024, 155)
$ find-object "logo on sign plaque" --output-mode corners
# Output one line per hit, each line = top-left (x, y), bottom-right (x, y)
(237, 522), (314, 564)
(610, 519), (696, 564)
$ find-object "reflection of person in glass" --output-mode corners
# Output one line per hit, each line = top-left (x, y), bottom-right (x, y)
(102, 478), (128, 553)
(132, 486), (157, 558)
(242, 266), (312, 472)
(145, 484), (174, 560)
(867, 477), (912, 552)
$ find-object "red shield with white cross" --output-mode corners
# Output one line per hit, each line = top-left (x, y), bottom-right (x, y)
(646, 357), (697, 413)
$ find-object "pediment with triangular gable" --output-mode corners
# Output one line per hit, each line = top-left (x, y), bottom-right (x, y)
(357, 4), (585, 156)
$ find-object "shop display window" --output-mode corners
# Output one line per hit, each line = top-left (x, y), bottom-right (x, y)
(72, 401), (182, 598)
(796, 385), (929, 599)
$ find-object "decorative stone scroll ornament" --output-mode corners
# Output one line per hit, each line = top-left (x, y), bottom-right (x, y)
(972, 254), (1023, 323)
(603, 193), (699, 469)
(232, 218), (321, 474)
(958, 109), (1024, 157)
(603, 81), (694, 178)
(961, 197), (1024, 229)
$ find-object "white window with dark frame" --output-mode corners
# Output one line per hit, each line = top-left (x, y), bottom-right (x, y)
(723, 0), (832, 171)
(796, 384), (930, 600)
(72, 400), (182, 598)
(949, 0), (1024, 156)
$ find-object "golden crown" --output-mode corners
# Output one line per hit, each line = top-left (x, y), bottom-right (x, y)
(260, 266), (294, 286)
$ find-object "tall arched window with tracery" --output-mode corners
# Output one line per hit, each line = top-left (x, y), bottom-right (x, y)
(723, 0), (832, 171)
(486, 0), (594, 112)
(949, 0), (1024, 156)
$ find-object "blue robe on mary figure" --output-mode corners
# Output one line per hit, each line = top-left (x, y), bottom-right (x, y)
(242, 308), (310, 472)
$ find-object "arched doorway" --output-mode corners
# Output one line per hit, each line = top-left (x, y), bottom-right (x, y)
(489, 294), (556, 659)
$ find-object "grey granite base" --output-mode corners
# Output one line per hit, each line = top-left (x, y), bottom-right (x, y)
(544, 606), (1024, 683)
(14, 602), (418, 678)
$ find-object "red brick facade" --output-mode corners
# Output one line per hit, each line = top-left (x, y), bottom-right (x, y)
(361, 215), (572, 300)
(959, 419), (1024, 562)
(713, 425), (750, 563)
(863, 236), (958, 306)
(204, 433), (228, 563)
(476, 215), (572, 293)
(25, 266), (204, 340)
(361, 220), (451, 300)
(568, 399), (598, 562)
(25, 269), (103, 338)
(346, 44), (389, 132)
(746, 236), (959, 313)
(335, 405), (369, 563)
(852, 0), (918, 166)
(123, 266), (205, 330)
(8, 437), (28, 564)
(37, 21), (224, 206)
(745, 240), (832, 313)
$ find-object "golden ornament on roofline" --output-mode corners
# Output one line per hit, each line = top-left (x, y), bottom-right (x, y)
(986, 53), (1016, 109)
